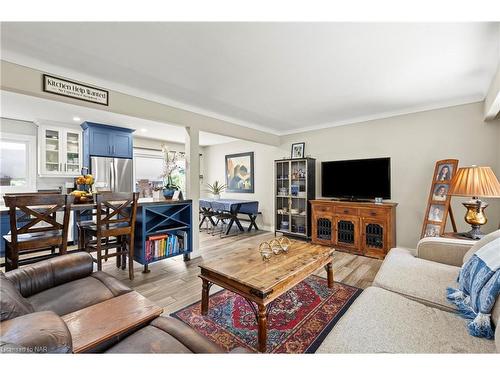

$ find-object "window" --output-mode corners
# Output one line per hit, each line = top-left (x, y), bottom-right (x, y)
(133, 148), (203, 198)
(169, 155), (186, 193)
(133, 148), (186, 197)
(134, 151), (164, 183)
(0, 133), (36, 194)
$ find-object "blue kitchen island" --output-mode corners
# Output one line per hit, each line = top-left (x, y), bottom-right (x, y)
(1, 199), (193, 274)
(133, 199), (193, 273)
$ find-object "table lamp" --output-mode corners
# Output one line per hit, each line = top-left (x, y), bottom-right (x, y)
(449, 165), (500, 239)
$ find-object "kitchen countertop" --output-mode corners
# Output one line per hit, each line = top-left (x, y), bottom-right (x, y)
(0, 198), (192, 213)
(71, 198), (192, 210)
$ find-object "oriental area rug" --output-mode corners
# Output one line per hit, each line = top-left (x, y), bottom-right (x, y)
(171, 275), (362, 353)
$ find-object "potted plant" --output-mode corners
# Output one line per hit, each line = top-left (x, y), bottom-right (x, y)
(206, 180), (227, 200)
(160, 145), (181, 199)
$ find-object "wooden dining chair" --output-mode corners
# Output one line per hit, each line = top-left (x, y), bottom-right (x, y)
(2, 193), (74, 271)
(80, 192), (139, 280)
(75, 189), (112, 253)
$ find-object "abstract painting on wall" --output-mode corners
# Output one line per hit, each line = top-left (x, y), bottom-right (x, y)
(225, 152), (254, 193)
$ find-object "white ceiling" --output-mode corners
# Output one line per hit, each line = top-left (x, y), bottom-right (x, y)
(0, 91), (237, 146)
(1, 22), (500, 134)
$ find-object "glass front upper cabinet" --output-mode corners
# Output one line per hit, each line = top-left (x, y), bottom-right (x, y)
(44, 128), (62, 174)
(65, 131), (81, 174)
(38, 124), (82, 177)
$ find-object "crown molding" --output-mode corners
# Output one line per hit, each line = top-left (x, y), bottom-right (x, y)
(0, 52), (489, 140)
(278, 96), (486, 136)
(0, 53), (281, 136)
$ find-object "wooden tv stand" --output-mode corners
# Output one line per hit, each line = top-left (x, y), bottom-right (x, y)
(310, 199), (397, 259)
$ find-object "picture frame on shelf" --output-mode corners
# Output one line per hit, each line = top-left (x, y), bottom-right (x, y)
(291, 142), (305, 159)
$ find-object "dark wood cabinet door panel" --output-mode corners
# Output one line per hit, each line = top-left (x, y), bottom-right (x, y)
(310, 200), (397, 259)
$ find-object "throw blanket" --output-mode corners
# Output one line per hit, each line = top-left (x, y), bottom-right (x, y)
(447, 238), (500, 339)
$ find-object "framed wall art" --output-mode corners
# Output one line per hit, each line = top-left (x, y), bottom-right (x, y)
(225, 152), (254, 193)
(291, 142), (305, 159)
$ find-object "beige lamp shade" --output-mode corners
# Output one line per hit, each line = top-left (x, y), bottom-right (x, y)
(449, 166), (500, 198)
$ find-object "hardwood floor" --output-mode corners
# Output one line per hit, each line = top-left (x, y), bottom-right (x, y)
(100, 230), (383, 315)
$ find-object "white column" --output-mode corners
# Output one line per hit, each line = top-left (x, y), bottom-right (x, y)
(185, 126), (201, 259)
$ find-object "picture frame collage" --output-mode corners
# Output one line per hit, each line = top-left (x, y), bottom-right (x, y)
(420, 159), (459, 238)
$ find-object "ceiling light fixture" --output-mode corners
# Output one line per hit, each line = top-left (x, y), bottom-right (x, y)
(73, 116), (81, 122)
(141, 128), (148, 132)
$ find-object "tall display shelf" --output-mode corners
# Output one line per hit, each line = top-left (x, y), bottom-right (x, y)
(275, 157), (316, 239)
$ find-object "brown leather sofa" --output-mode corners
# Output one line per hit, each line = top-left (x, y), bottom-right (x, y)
(2, 252), (132, 318)
(0, 253), (233, 353)
(105, 317), (225, 353)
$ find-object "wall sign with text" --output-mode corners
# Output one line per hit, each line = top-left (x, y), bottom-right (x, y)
(43, 74), (109, 106)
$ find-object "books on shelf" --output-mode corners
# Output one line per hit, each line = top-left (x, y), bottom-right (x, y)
(145, 230), (188, 261)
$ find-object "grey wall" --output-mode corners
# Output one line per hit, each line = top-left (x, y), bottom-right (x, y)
(4, 99), (500, 248)
(280, 102), (500, 247)
(204, 102), (500, 248)
(0, 117), (36, 136)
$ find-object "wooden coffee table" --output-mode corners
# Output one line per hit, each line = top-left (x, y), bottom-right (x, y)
(199, 241), (334, 352)
(62, 291), (163, 353)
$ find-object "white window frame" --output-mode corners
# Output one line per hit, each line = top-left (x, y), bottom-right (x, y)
(0, 132), (37, 194)
(133, 148), (190, 193)
(133, 148), (164, 184)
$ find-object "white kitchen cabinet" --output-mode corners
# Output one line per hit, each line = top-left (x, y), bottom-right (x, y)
(38, 123), (82, 177)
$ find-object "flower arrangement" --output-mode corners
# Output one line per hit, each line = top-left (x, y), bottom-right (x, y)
(160, 144), (181, 197)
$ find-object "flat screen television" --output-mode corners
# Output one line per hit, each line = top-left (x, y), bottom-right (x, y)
(321, 157), (391, 200)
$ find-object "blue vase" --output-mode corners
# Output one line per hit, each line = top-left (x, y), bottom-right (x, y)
(163, 189), (176, 199)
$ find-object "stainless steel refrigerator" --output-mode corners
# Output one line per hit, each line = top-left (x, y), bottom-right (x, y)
(91, 157), (134, 192)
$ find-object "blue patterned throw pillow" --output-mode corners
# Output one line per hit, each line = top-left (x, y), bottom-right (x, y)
(447, 237), (500, 339)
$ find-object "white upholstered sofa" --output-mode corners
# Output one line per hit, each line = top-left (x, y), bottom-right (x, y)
(317, 230), (500, 353)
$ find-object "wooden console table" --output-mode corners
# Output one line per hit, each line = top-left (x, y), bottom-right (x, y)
(311, 200), (397, 259)
(62, 291), (162, 353)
